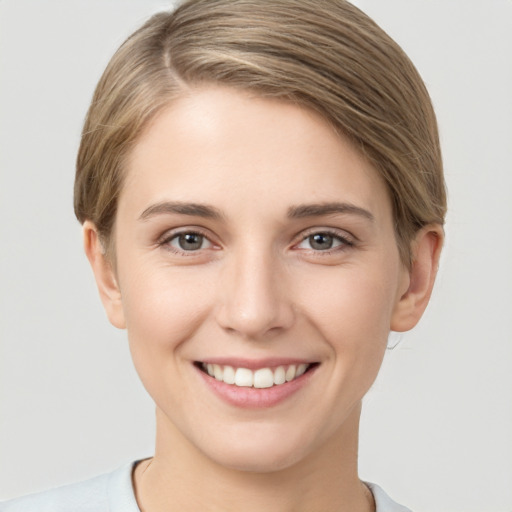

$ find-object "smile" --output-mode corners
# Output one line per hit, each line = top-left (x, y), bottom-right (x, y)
(200, 362), (313, 388)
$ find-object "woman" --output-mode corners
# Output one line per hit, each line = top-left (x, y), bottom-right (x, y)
(1, 0), (445, 510)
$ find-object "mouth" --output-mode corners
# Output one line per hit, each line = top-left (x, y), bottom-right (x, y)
(195, 361), (319, 389)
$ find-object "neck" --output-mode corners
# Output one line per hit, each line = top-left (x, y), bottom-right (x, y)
(134, 403), (374, 512)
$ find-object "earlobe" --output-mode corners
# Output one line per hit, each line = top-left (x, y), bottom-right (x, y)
(391, 224), (444, 332)
(83, 221), (126, 329)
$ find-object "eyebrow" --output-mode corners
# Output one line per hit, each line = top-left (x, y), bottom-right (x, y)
(287, 202), (374, 221)
(138, 200), (374, 223)
(139, 201), (224, 221)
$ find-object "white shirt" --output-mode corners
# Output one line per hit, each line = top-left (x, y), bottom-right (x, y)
(0, 462), (412, 512)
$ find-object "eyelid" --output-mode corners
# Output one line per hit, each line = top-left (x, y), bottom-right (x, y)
(295, 227), (356, 244)
(170, 233), (213, 251)
(292, 227), (356, 253)
(155, 226), (356, 255)
(157, 226), (219, 253)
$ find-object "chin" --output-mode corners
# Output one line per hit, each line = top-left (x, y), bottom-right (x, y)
(209, 445), (306, 474)
(195, 424), (319, 474)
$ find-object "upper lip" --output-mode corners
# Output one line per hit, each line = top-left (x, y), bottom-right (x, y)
(196, 357), (317, 370)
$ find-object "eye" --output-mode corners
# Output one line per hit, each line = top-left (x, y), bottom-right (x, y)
(167, 232), (213, 252)
(296, 231), (353, 251)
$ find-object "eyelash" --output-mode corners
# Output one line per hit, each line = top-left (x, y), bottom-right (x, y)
(157, 228), (215, 256)
(157, 228), (355, 256)
(293, 229), (355, 255)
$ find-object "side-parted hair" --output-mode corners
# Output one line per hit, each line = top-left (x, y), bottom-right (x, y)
(74, 0), (446, 266)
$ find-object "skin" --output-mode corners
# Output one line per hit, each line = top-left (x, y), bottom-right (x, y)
(84, 86), (443, 512)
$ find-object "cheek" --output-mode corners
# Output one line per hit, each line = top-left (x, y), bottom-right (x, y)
(118, 262), (214, 362)
(301, 264), (397, 330)
(117, 266), (217, 410)
(295, 262), (399, 368)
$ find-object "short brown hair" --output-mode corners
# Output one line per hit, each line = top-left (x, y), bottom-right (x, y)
(74, 0), (446, 265)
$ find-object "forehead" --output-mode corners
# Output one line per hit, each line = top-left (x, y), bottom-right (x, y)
(121, 86), (391, 223)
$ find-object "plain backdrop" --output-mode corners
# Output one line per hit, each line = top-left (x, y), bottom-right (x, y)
(1, 1), (511, 510)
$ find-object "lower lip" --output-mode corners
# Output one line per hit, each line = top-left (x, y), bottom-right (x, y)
(196, 365), (317, 409)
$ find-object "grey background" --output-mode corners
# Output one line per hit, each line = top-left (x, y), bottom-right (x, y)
(1, 1), (511, 510)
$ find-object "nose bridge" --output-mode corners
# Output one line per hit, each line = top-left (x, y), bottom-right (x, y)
(216, 240), (294, 338)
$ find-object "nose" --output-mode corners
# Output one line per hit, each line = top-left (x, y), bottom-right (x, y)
(215, 247), (295, 339)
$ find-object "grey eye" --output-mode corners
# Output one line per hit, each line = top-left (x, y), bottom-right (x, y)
(296, 232), (349, 252)
(308, 233), (334, 250)
(172, 233), (208, 251)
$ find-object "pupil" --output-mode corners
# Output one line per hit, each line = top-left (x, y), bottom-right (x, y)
(310, 233), (333, 250)
(179, 233), (203, 250)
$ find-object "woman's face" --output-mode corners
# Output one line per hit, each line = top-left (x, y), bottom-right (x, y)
(108, 87), (410, 472)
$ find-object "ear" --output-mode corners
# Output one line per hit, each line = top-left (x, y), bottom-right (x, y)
(83, 221), (126, 329)
(391, 224), (444, 332)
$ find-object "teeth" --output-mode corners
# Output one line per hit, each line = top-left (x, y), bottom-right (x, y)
(235, 368), (253, 387)
(273, 366), (286, 385)
(213, 364), (223, 381)
(223, 365), (235, 384)
(253, 368), (274, 388)
(285, 365), (296, 382)
(296, 363), (308, 377)
(202, 363), (311, 388)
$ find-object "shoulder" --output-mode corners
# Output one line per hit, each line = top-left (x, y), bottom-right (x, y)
(0, 461), (140, 512)
(0, 473), (109, 512)
(366, 482), (413, 512)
